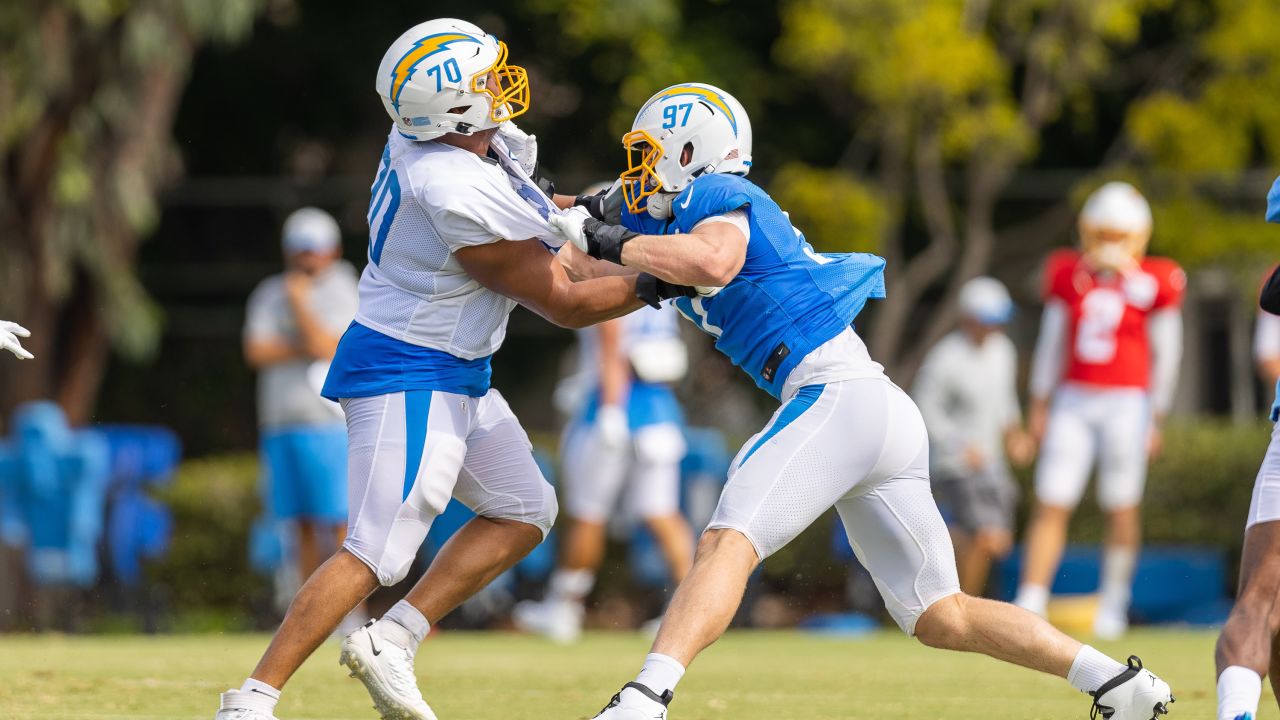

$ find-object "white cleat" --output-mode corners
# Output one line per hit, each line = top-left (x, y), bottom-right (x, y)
(215, 689), (279, 720)
(1090, 656), (1174, 720)
(512, 598), (583, 644)
(593, 683), (673, 720)
(1093, 607), (1130, 641)
(339, 620), (438, 720)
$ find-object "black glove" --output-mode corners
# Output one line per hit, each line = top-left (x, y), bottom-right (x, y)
(579, 218), (638, 265)
(574, 184), (624, 224)
(535, 174), (556, 198)
(1262, 264), (1280, 315)
(636, 272), (697, 309)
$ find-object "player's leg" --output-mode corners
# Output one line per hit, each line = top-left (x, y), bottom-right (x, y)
(1015, 389), (1094, 615)
(592, 380), (903, 719)
(341, 389), (552, 719)
(514, 419), (629, 642)
(836, 398), (1172, 720)
(629, 423), (694, 586)
(1094, 390), (1151, 639)
(219, 391), (469, 719)
(961, 466), (1018, 595)
(1216, 422), (1280, 720)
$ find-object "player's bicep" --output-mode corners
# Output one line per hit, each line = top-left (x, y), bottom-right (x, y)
(688, 215), (748, 283)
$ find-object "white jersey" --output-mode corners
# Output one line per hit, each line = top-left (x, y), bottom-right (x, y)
(355, 129), (561, 360)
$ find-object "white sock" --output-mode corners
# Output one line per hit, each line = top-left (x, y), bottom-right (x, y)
(1217, 665), (1263, 720)
(1098, 547), (1137, 613)
(548, 568), (595, 603)
(380, 600), (431, 654)
(634, 652), (686, 695)
(1067, 645), (1127, 694)
(237, 678), (281, 711)
(1014, 583), (1050, 616)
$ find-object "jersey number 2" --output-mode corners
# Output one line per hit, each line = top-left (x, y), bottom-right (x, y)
(1075, 289), (1125, 364)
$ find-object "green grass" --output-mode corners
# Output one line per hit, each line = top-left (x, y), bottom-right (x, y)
(0, 628), (1260, 719)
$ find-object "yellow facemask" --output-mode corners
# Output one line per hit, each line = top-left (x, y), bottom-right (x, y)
(471, 41), (529, 122)
(619, 129), (665, 214)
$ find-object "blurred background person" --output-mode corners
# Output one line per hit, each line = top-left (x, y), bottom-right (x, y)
(1254, 266), (1280, 389)
(1014, 182), (1185, 639)
(912, 277), (1033, 597)
(516, 303), (694, 642)
(243, 208), (357, 584)
(1, 321), (33, 360)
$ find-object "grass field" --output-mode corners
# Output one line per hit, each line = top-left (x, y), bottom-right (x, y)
(0, 628), (1263, 719)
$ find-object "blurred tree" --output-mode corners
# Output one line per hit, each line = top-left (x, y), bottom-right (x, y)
(0, 0), (266, 423)
(775, 0), (1184, 378)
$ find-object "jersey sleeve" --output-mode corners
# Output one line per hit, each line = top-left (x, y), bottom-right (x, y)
(1040, 249), (1079, 302)
(243, 278), (283, 342)
(415, 163), (555, 251)
(672, 174), (753, 228)
(1149, 258), (1187, 310)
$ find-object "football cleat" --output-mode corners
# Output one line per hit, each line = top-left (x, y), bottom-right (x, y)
(1090, 656), (1173, 720)
(339, 620), (438, 720)
(512, 598), (583, 644)
(594, 682), (674, 720)
(214, 689), (279, 720)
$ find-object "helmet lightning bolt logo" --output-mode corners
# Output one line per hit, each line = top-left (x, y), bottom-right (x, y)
(388, 32), (481, 111)
(643, 85), (739, 135)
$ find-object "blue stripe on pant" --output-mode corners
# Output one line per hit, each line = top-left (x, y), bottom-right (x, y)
(739, 384), (826, 467)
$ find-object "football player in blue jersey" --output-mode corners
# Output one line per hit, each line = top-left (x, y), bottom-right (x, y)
(1214, 175), (1280, 720)
(550, 83), (1174, 720)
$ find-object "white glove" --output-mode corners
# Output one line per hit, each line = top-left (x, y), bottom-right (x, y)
(0, 321), (33, 359)
(497, 121), (538, 176)
(548, 207), (592, 253)
(595, 404), (630, 449)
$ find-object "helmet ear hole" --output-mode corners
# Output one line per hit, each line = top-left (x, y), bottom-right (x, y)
(446, 105), (472, 115)
(680, 142), (694, 166)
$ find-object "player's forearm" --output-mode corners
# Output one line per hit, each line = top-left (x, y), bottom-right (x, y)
(620, 232), (740, 287)
(1148, 308), (1183, 416)
(1258, 358), (1280, 388)
(597, 320), (630, 407)
(244, 338), (301, 368)
(543, 275), (645, 329)
(1028, 301), (1068, 400)
(289, 301), (341, 360)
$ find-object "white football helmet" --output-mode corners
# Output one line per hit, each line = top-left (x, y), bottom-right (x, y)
(957, 276), (1013, 326)
(1079, 181), (1152, 272)
(620, 83), (752, 217)
(375, 18), (529, 141)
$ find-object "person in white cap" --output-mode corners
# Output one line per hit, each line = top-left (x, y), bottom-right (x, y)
(912, 277), (1034, 596)
(1013, 181), (1185, 640)
(243, 207), (359, 582)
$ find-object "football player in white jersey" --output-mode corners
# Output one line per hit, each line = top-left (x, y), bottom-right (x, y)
(550, 82), (1174, 720)
(213, 19), (685, 720)
(514, 303), (694, 642)
(1214, 176), (1280, 720)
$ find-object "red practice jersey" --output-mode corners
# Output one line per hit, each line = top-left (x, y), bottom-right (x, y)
(1043, 249), (1186, 389)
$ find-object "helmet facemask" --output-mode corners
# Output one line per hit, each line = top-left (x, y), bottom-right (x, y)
(470, 41), (529, 124)
(620, 130), (667, 214)
(1080, 222), (1149, 273)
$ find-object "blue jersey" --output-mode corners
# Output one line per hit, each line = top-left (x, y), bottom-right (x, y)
(621, 174), (886, 400)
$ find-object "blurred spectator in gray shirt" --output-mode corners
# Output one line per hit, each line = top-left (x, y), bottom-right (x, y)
(912, 277), (1034, 596)
(244, 208), (358, 580)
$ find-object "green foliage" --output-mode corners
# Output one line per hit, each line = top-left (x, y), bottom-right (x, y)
(767, 164), (884, 254)
(150, 453), (266, 614)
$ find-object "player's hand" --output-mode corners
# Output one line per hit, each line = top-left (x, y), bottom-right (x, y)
(1147, 423), (1163, 460)
(549, 207), (592, 254)
(636, 273), (697, 308)
(284, 271), (311, 306)
(497, 122), (538, 177)
(596, 404), (630, 449)
(1028, 397), (1050, 443)
(574, 180), (624, 224)
(1005, 428), (1036, 468)
(0, 321), (33, 359)
(548, 208), (637, 264)
(962, 444), (986, 472)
